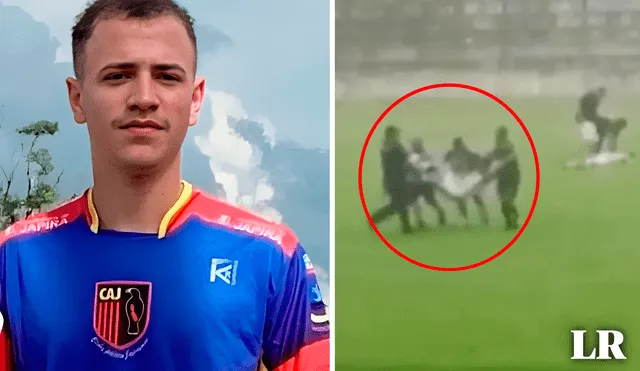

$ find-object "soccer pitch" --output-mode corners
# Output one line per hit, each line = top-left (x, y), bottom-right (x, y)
(336, 96), (640, 370)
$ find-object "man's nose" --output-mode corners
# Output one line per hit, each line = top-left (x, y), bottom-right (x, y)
(127, 74), (159, 111)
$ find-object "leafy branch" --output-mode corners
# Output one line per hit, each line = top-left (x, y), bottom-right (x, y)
(0, 120), (63, 228)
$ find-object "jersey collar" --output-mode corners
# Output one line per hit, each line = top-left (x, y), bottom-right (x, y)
(86, 180), (194, 238)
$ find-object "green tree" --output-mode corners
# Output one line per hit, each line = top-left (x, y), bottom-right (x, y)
(0, 120), (63, 229)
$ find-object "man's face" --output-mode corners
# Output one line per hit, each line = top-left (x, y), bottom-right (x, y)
(66, 15), (205, 171)
(386, 129), (398, 143)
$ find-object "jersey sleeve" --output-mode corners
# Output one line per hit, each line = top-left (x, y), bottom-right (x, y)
(262, 243), (330, 371)
(0, 239), (15, 371)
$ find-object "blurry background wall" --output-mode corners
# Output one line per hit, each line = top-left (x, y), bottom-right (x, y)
(336, 0), (640, 100)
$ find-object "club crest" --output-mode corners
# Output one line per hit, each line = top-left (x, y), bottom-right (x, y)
(93, 281), (152, 350)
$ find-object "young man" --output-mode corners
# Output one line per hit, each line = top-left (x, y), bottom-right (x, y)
(0, 1), (329, 370)
(407, 138), (447, 228)
(443, 137), (489, 226)
(486, 126), (520, 230)
(370, 125), (413, 234)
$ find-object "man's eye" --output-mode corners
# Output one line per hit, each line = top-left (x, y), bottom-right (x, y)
(160, 74), (179, 81)
(105, 73), (128, 81)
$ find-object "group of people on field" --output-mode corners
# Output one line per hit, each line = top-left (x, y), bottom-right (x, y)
(370, 125), (521, 233)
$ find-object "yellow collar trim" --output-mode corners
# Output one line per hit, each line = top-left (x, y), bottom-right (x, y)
(87, 180), (193, 239)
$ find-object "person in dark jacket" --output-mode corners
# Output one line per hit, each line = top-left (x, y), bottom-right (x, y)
(369, 125), (413, 234)
(407, 138), (446, 228)
(486, 126), (521, 230)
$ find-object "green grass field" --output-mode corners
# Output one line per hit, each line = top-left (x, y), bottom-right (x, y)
(336, 95), (640, 370)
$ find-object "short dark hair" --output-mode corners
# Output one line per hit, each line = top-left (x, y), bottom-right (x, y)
(71, 0), (197, 79)
(385, 125), (399, 137)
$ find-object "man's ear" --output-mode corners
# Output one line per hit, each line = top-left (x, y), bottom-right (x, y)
(66, 77), (87, 124)
(189, 76), (206, 127)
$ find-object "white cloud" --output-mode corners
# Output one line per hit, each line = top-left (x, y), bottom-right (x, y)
(318, 281), (330, 308)
(253, 115), (276, 148)
(194, 89), (329, 305)
(195, 91), (255, 171)
(194, 89), (281, 221)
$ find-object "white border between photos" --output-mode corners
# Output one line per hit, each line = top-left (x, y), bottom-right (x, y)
(329, 0), (336, 369)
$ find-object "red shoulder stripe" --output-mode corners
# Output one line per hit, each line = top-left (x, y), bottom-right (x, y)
(0, 193), (87, 246)
(168, 188), (299, 256)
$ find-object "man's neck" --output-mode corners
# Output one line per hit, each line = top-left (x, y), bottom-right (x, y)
(91, 163), (183, 234)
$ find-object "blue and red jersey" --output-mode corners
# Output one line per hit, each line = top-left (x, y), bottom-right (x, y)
(0, 181), (329, 370)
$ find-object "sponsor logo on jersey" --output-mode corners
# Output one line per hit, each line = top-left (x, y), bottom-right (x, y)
(4, 214), (69, 237)
(216, 214), (284, 246)
(310, 305), (330, 333)
(92, 281), (152, 355)
(302, 254), (314, 273)
(311, 283), (323, 304)
(311, 312), (329, 324)
(210, 258), (239, 285)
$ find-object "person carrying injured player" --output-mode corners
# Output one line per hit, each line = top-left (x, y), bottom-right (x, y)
(406, 138), (447, 228)
(442, 137), (489, 226)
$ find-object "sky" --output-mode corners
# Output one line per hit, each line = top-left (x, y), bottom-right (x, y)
(3, 0), (329, 149)
(0, 0), (330, 303)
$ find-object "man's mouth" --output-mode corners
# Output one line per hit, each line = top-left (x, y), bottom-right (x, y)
(120, 120), (164, 130)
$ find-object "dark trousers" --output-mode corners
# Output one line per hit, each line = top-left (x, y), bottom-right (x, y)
(413, 182), (446, 226)
(589, 115), (627, 152)
(605, 118), (627, 151)
(456, 195), (489, 225)
(370, 184), (412, 233)
(497, 172), (520, 229)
